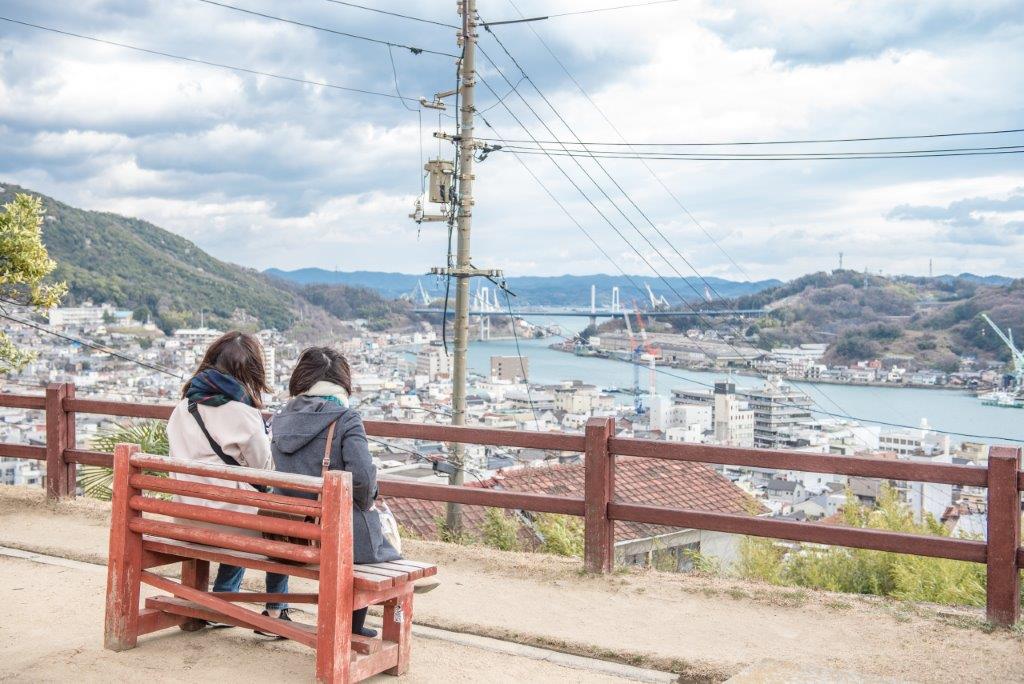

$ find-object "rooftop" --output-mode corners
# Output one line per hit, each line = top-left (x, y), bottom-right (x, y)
(387, 456), (765, 543)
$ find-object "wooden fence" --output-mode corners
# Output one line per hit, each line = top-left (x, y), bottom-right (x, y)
(0, 383), (1021, 625)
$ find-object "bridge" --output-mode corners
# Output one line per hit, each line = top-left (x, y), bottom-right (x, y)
(412, 308), (767, 318)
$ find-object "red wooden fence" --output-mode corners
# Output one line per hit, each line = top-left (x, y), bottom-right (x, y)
(0, 385), (1021, 625)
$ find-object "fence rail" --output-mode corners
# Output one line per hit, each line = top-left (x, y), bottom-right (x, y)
(1, 384), (1021, 625)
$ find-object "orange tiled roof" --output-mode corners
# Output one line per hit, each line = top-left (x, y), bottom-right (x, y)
(383, 456), (764, 545)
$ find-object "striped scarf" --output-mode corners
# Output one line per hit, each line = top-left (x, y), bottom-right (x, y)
(185, 369), (252, 407)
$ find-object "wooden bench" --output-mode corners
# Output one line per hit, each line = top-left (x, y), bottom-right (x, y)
(103, 443), (436, 683)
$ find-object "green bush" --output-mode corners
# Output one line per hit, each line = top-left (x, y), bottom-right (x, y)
(738, 486), (989, 607)
(481, 507), (523, 551)
(534, 513), (584, 557)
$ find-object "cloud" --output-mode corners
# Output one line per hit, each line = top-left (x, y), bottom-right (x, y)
(0, 0), (1022, 282)
(887, 188), (1024, 245)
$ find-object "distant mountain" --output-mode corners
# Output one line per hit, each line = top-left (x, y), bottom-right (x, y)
(2, 183), (301, 331)
(265, 267), (783, 306)
(735, 270), (1024, 370)
(933, 273), (1014, 287)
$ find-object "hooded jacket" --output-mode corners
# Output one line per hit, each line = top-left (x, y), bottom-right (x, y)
(271, 395), (400, 564)
(167, 397), (272, 533)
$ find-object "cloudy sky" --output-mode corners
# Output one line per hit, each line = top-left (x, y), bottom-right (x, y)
(1, 0), (1022, 282)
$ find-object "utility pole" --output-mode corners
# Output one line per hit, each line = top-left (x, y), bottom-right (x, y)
(431, 0), (500, 533)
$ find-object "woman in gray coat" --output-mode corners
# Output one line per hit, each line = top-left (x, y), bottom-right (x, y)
(272, 346), (400, 638)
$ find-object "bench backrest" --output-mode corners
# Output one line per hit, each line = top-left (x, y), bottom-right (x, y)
(111, 443), (353, 567)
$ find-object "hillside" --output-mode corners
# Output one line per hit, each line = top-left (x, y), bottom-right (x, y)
(1, 183), (300, 332)
(294, 283), (415, 332)
(736, 271), (1024, 370)
(266, 267), (781, 306)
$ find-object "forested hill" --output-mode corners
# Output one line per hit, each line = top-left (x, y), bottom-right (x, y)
(1, 183), (303, 331)
(736, 271), (1024, 370)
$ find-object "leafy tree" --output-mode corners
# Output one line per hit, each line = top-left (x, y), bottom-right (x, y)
(0, 194), (66, 371)
(578, 324), (599, 342)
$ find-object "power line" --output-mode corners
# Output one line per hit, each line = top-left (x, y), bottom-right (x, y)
(472, 33), (949, 445)
(477, 114), (651, 305)
(502, 0), (754, 283)
(497, 148), (1024, 161)
(387, 44), (419, 112)
(0, 311), (185, 379)
(0, 16), (420, 103)
(320, 0), (458, 29)
(477, 127), (1024, 147)
(475, 37), (757, 344)
(193, 0), (457, 57)
(482, 0), (682, 26)
(502, 287), (540, 429)
(498, 142), (1024, 157)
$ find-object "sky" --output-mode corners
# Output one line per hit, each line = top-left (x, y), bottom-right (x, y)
(0, 0), (1022, 283)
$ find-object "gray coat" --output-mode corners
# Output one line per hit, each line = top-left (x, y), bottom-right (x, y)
(271, 395), (400, 564)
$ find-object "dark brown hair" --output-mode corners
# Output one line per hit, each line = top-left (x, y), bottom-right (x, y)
(182, 331), (270, 408)
(289, 346), (352, 397)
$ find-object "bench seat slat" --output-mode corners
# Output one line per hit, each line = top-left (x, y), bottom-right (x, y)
(361, 562), (424, 581)
(141, 537), (392, 591)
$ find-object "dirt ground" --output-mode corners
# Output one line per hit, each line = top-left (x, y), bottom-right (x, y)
(2, 486), (1024, 682)
(0, 556), (638, 683)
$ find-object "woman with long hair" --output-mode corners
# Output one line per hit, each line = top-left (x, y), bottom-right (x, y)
(271, 346), (400, 638)
(166, 331), (290, 631)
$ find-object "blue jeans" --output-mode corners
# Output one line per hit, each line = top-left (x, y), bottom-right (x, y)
(213, 564), (289, 611)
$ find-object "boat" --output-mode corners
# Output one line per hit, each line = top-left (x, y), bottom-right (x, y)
(979, 391), (1024, 409)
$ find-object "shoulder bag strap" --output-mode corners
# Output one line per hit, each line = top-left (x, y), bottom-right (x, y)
(188, 401), (270, 493)
(311, 418), (341, 538)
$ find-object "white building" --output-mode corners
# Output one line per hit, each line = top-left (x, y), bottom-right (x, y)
(713, 383), (755, 448)
(49, 303), (133, 328)
(648, 395), (712, 434)
(415, 344), (450, 382)
(174, 327), (223, 347)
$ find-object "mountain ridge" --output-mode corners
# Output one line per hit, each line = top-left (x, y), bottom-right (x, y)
(2, 183), (300, 332)
(265, 267), (784, 306)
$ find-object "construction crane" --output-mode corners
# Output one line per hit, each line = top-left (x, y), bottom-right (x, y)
(644, 282), (670, 310)
(624, 303), (661, 414)
(403, 279), (432, 306)
(981, 314), (1024, 387)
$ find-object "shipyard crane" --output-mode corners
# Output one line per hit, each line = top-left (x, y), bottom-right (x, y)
(981, 314), (1024, 387)
(623, 302), (661, 414)
(644, 282), (670, 310)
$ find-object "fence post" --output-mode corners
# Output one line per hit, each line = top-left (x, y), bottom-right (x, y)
(45, 382), (75, 499)
(584, 416), (615, 573)
(986, 445), (1021, 627)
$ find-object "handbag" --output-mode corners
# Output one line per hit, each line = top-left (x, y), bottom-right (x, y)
(376, 500), (403, 555)
(259, 418), (338, 549)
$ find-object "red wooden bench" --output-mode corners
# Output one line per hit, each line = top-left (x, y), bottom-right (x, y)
(103, 443), (436, 683)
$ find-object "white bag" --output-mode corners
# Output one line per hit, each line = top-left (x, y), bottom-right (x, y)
(376, 500), (403, 555)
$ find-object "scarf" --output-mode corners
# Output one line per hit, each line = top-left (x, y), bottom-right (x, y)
(302, 380), (350, 408)
(185, 368), (253, 407)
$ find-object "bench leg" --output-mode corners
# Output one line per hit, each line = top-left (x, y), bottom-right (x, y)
(104, 444), (142, 651)
(382, 586), (413, 676)
(317, 472), (354, 683)
(178, 559), (210, 632)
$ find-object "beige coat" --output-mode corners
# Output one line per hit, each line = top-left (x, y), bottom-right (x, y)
(166, 398), (272, 524)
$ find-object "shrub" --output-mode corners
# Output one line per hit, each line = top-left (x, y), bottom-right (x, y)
(481, 507), (523, 551)
(533, 513), (584, 557)
(736, 487), (989, 607)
